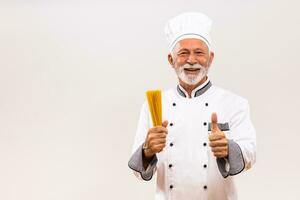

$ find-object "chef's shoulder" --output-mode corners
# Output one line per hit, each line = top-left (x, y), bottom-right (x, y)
(212, 85), (250, 111)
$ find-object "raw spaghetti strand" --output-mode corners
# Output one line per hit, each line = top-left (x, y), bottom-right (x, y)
(146, 90), (162, 126)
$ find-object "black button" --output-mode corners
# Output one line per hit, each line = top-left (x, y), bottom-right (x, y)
(203, 164), (207, 168)
(170, 185), (173, 189)
(203, 142), (207, 146)
(169, 164), (173, 168)
(173, 103), (176, 106)
(170, 142), (174, 147)
(203, 122), (207, 126)
(170, 123), (173, 126)
(205, 103), (208, 106)
(203, 185), (207, 190)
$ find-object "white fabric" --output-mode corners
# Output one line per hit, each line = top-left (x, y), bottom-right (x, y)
(164, 12), (212, 52)
(130, 79), (256, 200)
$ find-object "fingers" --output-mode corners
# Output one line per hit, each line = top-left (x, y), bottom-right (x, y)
(147, 138), (167, 154)
(213, 152), (228, 158)
(150, 126), (168, 134)
(146, 133), (166, 150)
(162, 120), (169, 128)
(146, 120), (169, 154)
(152, 143), (166, 153)
(211, 112), (219, 132)
(210, 144), (228, 158)
(210, 145), (228, 158)
(148, 138), (166, 146)
(209, 132), (225, 141)
(210, 146), (227, 153)
(148, 129), (168, 140)
(208, 114), (228, 158)
(148, 133), (166, 140)
(150, 120), (169, 133)
(209, 139), (228, 147)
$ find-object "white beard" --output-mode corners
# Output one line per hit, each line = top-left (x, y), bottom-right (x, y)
(174, 63), (209, 85)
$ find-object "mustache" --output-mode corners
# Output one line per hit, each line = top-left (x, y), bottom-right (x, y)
(180, 63), (206, 69)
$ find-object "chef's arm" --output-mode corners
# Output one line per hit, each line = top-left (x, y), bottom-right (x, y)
(217, 100), (256, 178)
(128, 143), (158, 181)
(216, 140), (245, 178)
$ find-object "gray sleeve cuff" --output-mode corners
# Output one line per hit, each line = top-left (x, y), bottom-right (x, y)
(128, 144), (158, 181)
(217, 139), (245, 178)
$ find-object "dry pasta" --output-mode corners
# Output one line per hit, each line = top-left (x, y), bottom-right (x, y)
(146, 90), (162, 126)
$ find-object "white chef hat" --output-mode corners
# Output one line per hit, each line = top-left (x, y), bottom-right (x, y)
(164, 12), (213, 53)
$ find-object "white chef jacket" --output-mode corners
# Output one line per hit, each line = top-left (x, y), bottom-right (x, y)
(128, 77), (256, 200)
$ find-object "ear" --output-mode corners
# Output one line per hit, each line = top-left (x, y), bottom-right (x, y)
(168, 54), (175, 68)
(208, 51), (214, 66)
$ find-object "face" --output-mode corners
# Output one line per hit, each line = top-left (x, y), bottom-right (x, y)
(168, 38), (214, 85)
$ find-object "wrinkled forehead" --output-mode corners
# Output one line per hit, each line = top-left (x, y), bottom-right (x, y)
(173, 38), (210, 53)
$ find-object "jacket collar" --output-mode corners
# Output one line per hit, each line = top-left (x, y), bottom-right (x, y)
(177, 77), (212, 98)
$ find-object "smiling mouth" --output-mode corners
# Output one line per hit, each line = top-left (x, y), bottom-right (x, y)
(184, 68), (200, 73)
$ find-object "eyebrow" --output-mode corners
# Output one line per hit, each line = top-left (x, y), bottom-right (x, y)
(178, 48), (189, 52)
(178, 48), (206, 53)
(193, 48), (206, 51)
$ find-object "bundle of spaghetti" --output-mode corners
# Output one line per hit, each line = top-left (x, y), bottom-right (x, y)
(146, 90), (162, 126)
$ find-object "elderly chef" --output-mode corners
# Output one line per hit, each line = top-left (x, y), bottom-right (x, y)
(128, 12), (256, 200)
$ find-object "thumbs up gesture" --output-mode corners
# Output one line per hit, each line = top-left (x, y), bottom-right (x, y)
(208, 113), (228, 158)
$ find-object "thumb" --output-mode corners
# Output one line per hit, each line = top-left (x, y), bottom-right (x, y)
(211, 112), (219, 132)
(162, 120), (169, 128)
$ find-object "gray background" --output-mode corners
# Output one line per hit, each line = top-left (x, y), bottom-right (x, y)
(0, 0), (299, 199)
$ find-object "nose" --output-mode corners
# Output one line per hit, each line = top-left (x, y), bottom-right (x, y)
(187, 54), (197, 65)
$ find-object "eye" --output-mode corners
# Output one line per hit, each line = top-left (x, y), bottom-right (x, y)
(195, 51), (204, 55)
(178, 52), (188, 56)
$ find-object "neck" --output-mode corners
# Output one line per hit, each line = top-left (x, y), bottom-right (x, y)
(179, 76), (208, 98)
